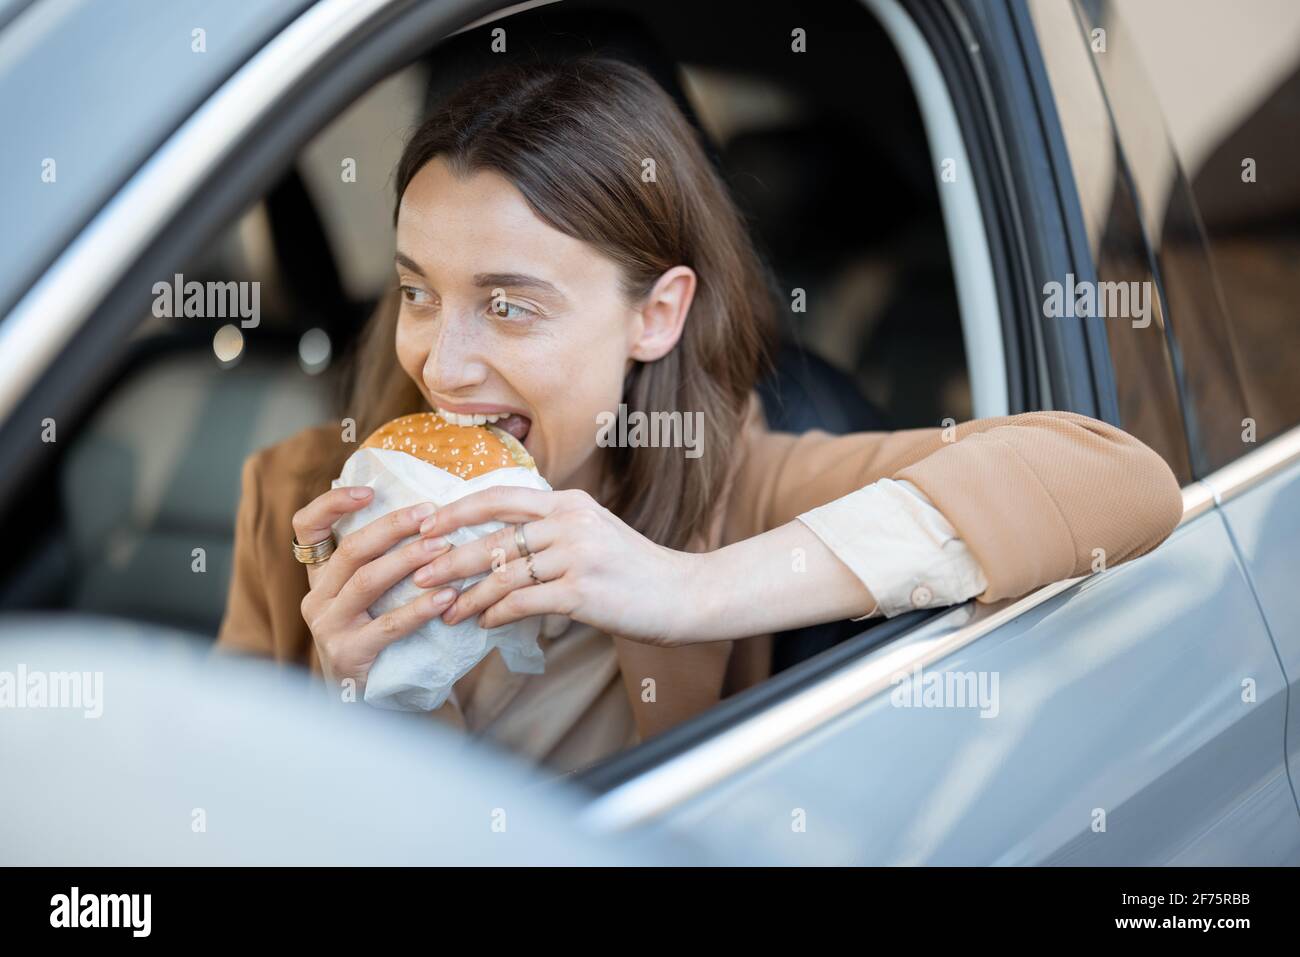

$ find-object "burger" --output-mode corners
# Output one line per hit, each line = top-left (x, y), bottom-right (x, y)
(360, 412), (537, 480)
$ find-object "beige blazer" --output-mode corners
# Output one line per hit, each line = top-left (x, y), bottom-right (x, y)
(215, 393), (1184, 742)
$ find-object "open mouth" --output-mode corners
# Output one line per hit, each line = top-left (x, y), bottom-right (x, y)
(434, 407), (531, 445)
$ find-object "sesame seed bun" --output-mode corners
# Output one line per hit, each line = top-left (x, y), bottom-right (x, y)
(360, 412), (536, 480)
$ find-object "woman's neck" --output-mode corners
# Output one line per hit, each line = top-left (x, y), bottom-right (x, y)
(554, 447), (611, 505)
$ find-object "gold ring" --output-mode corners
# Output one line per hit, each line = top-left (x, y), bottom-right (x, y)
(525, 553), (544, 585)
(514, 523), (532, 559)
(292, 534), (336, 565)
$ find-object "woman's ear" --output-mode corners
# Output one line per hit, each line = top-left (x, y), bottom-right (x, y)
(628, 266), (696, 362)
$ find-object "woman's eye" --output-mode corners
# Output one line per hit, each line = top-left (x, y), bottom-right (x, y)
(399, 284), (433, 306)
(488, 298), (537, 322)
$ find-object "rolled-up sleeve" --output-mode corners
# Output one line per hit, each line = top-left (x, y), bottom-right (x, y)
(730, 405), (1184, 606)
(797, 478), (988, 619)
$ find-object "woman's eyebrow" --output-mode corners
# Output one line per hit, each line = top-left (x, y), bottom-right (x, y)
(395, 254), (564, 301)
(473, 272), (565, 300)
(394, 251), (427, 276)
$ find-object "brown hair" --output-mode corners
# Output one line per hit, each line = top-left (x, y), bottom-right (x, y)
(330, 56), (777, 550)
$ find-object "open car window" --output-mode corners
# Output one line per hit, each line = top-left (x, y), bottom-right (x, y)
(2, 0), (998, 787)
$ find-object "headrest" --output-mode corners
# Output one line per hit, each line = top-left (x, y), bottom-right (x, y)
(420, 5), (720, 169)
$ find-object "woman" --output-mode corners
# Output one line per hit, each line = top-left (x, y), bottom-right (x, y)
(217, 57), (1184, 773)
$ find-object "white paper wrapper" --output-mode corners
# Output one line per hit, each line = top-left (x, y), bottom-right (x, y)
(331, 446), (552, 712)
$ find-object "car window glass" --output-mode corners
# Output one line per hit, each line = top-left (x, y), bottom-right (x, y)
(1028, 0), (1193, 482)
(1110, 0), (1300, 451)
(1069, 0), (1299, 472)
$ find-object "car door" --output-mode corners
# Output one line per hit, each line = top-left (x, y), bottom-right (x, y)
(571, 0), (1300, 865)
(1216, 448), (1300, 817)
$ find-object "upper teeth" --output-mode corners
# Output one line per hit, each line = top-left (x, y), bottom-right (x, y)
(435, 409), (510, 427)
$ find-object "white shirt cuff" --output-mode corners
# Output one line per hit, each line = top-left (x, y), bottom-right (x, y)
(795, 478), (989, 619)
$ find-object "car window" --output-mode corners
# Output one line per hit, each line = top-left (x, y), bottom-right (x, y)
(0, 0), (314, 317)
(1107, 0), (1300, 452)
(1027, 0), (1193, 483)
(0, 60), (430, 634)
(1, 0), (990, 773)
(1055, 0), (1300, 476)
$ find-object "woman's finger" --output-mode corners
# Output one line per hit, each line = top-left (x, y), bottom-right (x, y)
(418, 486), (579, 538)
(328, 533), (454, 623)
(311, 501), (437, 599)
(358, 586), (459, 660)
(477, 580), (574, 631)
(441, 548), (565, 626)
(292, 486), (375, 545)
(412, 516), (563, 591)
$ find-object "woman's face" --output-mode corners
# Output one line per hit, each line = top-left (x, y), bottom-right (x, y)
(394, 157), (692, 491)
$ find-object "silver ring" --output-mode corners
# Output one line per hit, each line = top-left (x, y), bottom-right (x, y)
(525, 553), (544, 585)
(514, 523), (532, 558)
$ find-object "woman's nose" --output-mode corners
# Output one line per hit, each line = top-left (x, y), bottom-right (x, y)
(422, 310), (487, 393)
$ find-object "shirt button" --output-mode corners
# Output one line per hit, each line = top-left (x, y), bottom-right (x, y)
(910, 584), (934, 608)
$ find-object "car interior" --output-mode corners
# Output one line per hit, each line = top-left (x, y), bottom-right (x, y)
(0, 0), (970, 683)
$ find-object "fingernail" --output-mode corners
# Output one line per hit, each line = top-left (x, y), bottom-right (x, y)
(413, 566), (434, 586)
(432, 588), (457, 606)
(419, 516), (439, 536)
(349, 487), (372, 499)
(410, 502), (436, 522)
(422, 536), (449, 553)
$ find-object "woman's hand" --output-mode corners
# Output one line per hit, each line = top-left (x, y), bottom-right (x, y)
(413, 487), (706, 647)
(293, 487), (457, 690)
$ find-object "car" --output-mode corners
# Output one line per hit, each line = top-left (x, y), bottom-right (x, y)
(1, 0), (1298, 865)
